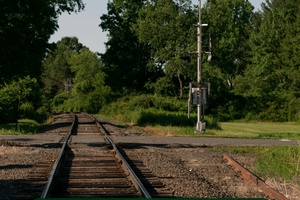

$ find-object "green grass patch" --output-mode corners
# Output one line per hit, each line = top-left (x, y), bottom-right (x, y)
(209, 122), (300, 139)
(138, 121), (300, 139)
(0, 119), (40, 135)
(254, 146), (300, 183)
(212, 146), (300, 184)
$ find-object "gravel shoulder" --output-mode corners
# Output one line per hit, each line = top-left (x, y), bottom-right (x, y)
(125, 146), (265, 198)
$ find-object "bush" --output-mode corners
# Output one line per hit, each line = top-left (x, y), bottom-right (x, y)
(0, 82), (18, 123)
(204, 116), (221, 130)
(52, 92), (70, 107)
(36, 106), (50, 123)
(254, 146), (300, 184)
(244, 112), (261, 121)
(258, 101), (289, 122)
(288, 98), (300, 122)
(20, 102), (35, 119)
(136, 109), (194, 126)
(101, 94), (187, 114)
(100, 94), (221, 129)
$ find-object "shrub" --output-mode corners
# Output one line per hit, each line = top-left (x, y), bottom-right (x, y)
(136, 109), (194, 126)
(259, 106), (288, 122)
(36, 106), (50, 123)
(204, 116), (221, 130)
(254, 146), (300, 183)
(20, 102), (35, 119)
(0, 82), (18, 123)
(100, 94), (221, 129)
(288, 98), (300, 122)
(52, 92), (70, 107)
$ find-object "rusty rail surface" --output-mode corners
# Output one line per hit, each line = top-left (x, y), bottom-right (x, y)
(223, 154), (289, 200)
(93, 115), (152, 198)
(40, 114), (77, 198)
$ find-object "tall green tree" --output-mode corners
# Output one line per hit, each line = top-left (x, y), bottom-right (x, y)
(234, 0), (300, 121)
(0, 0), (84, 84)
(100, 0), (157, 94)
(203, 0), (254, 89)
(135, 0), (197, 97)
(67, 48), (111, 113)
(50, 48), (110, 113)
(42, 37), (84, 99)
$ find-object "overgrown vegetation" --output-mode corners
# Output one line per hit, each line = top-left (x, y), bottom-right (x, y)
(0, 119), (40, 135)
(0, 76), (49, 124)
(99, 94), (220, 129)
(213, 146), (300, 185)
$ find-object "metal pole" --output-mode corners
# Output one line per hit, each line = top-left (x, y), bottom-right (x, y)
(196, 0), (203, 132)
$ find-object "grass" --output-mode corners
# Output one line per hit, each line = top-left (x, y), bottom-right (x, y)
(0, 119), (40, 135)
(207, 122), (300, 139)
(140, 121), (300, 139)
(212, 145), (300, 184)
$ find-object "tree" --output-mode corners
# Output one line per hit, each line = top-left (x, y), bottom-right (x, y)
(42, 37), (84, 99)
(68, 48), (111, 112)
(203, 0), (254, 89)
(100, 0), (157, 94)
(234, 0), (300, 121)
(135, 0), (197, 98)
(0, 0), (84, 84)
(52, 48), (111, 113)
(171, 0), (254, 119)
(42, 37), (111, 113)
(0, 76), (40, 123)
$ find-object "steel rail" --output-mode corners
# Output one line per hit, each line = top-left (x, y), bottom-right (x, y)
(224, 154), (289, 200)
(93, 116), (152, 198)
(40, 114), (77, 198)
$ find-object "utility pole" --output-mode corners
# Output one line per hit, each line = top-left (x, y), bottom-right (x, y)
(196, 0), (207, 133)
(187, 0), (210, 132)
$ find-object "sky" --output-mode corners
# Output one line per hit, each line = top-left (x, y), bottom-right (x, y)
(49, 0), (265, 54)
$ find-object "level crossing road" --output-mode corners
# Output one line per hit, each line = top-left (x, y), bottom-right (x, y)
(0, 135), (298, 147)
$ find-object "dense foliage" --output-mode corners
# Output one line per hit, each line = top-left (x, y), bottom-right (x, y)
(1, 0), (299, 123)
(99, 94), (219, 129)
(42, 37), (84, 100)
(234, 0), (300, 121)
(42, 37), (110, 113)
(0, 0), (84, 123)
(0, 76), (45, 123)
(99, 0), (156, 95)
(100, 0), (300, 122)
(0, 0), (84, 84)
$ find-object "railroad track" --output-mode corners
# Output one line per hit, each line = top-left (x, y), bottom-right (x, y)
(24, 113), (173, 199)
(5, 113), (290, 200)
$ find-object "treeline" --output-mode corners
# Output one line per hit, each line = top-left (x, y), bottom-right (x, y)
(0, 0), (299, 123)
(99, 0), (300, 122)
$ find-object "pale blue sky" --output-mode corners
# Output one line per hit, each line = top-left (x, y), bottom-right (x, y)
(49, 0), (265, 53)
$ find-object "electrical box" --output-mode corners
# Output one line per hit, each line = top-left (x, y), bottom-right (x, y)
(189, 82), (210, 105)
(188, 82), (210, 119)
